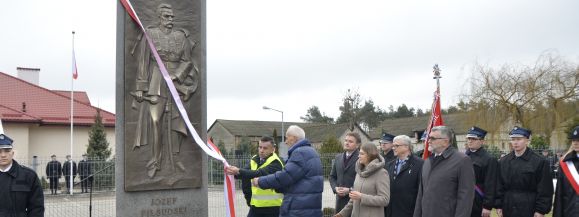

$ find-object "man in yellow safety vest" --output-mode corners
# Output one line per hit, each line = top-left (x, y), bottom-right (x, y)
(226, 136), (284, 217)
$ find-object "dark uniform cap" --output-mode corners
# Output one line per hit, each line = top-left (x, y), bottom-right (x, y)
(569, 125), (579, 140)
(0, 134), (14, 149)
(509, 126), (531, 139)
(380, 133), (395, 143)
(466, 126), (487, 139)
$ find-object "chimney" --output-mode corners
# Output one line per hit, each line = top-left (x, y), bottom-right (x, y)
(22, 102), (27, 112)
(17, 67), (40, 85)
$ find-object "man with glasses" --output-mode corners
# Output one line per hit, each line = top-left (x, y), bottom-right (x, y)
(380, 133), (397, 164)
(465, 126), (497, 217)
(385, 135), (424, 217)
(495, 127), (553, 217)
(414, 126), (475, 217)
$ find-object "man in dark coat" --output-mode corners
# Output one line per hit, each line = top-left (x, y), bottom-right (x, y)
(254, 125), (324, 217)
(385, 135), (423, 217)
(380, 133), (396, 164)
(329, 132), (360, 213)
(553, 125), (579, 217)
(465, 126), (498, 217)
(495, 126), (553, 217)
(78, 154), (92, 193)
(414, 126), (475, 217)
(226, 136), (284, 217)
(62, 154), (77, 194)
(0, 134), (44, 216)
(45, 154), (62, 195)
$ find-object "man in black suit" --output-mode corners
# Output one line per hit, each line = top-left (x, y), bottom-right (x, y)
(385, 135), (424, 217)
(45, 154), (62, 195)
(78, 154), (92, 193)
(62, 155), (77, 194)
(329, 132), (361, 214)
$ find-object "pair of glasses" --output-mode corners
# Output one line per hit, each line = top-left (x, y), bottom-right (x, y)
(428, 137), (447, 141)
(392, 144), (407, 148)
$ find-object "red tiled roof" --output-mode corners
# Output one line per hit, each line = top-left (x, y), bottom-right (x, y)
(53, 90), (91, 105)
(0, 72), (115, 127)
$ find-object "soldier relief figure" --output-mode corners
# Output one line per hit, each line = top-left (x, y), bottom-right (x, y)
(131, 3), (198, 179)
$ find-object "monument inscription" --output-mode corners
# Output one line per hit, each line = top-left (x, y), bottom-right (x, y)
(140, 197), (188, 217)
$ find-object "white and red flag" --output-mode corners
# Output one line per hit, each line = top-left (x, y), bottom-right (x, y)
(422, 87), (444, 159)
(72, 49), (78, 79)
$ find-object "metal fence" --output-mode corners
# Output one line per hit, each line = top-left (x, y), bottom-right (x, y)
(16, 154), (339, 217)
(16, 148), (559, 217)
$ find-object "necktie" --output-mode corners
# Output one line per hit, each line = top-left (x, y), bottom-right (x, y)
(395, 160), (405, 175)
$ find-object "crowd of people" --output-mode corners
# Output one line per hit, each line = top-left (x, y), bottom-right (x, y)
(0, 123), (577, 216)
(45, 154), (93, 195)
(227, 124), (579, 217)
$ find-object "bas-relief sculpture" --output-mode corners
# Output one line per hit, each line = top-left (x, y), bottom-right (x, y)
(124, 1), (204, 191)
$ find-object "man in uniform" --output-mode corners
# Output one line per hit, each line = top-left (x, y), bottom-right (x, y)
(553, 125), (579, 217)
(78, 154), (92, 193)
(329, 132), (361, 213)
(380, 133), (396, 164)
(465, 126), (498, 217)
(0, 134), (44, 216)
(495, 127), (553, 217)
(62, 154), (77, 194)
(414, 126), (475, 217)
(225, 136), (284, 217)
(132, 3), (198, 178)
(46, 154), (62, 195)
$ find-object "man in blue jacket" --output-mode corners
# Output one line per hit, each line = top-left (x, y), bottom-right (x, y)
(253, 125), (324, 217)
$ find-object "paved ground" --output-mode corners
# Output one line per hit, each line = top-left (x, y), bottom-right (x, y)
(43, 181), (336, 217)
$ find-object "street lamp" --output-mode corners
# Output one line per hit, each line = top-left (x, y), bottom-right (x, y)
(262, 106), (284, 144)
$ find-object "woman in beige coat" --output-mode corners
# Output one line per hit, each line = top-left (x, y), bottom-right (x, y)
(335, 142), (390, 217)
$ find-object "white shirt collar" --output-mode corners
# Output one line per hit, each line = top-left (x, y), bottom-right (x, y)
(0, 163), (13, 173)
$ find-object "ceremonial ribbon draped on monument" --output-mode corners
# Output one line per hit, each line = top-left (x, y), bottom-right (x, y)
(120, 0), (236, 216)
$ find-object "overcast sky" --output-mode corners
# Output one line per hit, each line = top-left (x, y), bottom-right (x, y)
(1, 0), (579, 127)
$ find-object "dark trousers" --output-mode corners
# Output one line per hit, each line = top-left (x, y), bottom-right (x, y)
(80, 176), (92, 192)
(49, 177), (59, 194)
(64, 176), (74, 192)
(247, 208), (279, 217)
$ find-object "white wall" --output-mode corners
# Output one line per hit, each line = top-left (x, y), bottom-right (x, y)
(4, 123), (115, 161)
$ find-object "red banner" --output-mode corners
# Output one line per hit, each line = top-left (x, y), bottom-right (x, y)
(423, 88), (443, 159)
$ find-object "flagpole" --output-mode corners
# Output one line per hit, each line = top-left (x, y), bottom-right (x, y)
(70, 30), (75, 195)
(0, 118), (4, 134)
(422, 64), (443, 159)
(433, 64), (441, 93)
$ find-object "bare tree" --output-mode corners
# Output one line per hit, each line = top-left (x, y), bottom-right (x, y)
(465, 51), (579, 144)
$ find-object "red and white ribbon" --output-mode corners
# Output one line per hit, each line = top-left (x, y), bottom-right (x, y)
(120, 0), (236, 215)
(559, 159), (579, 195)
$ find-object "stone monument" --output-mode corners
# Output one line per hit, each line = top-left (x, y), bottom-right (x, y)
(116, 0), (208, 216)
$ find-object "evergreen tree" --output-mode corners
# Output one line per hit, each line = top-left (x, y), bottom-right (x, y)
(301, 106), (334, 124)
(87, 110), (111, 160)
(217, 139), (228, 156)
(320, 136), (342, 154)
